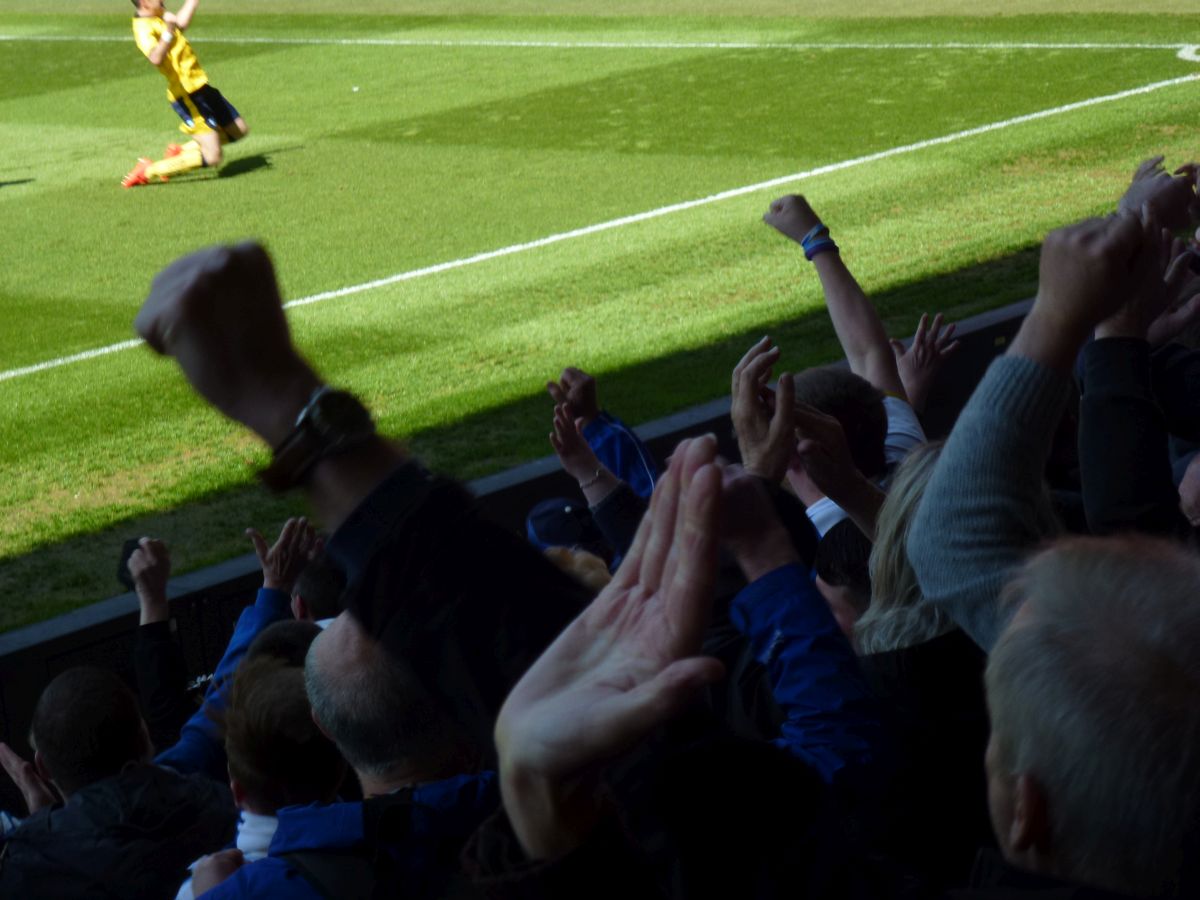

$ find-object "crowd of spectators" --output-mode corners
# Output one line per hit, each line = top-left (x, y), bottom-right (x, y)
(2, 154), (1200, 899)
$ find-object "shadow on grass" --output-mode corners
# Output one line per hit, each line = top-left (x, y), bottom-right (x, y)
(218, 154), (272, 179)
(0, 244), (1040, 635)
(0, 179), (34, 189)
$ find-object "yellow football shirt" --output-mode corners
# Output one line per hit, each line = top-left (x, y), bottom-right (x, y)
(131, 16), (209, 100)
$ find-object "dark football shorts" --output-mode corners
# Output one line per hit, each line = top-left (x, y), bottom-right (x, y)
(170, 84), (242, 140)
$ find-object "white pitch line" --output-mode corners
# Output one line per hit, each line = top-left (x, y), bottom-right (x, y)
(0, 33), (1191, 51)
(3, 69), (1199, 385)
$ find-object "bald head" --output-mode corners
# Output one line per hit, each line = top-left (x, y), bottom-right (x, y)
(304, 613), (463, 785)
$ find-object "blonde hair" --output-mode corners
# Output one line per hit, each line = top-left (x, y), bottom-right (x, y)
(542, 546), (612, 596)
(855, 441), (954, 655)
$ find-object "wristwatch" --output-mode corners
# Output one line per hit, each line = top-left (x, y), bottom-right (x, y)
(259, 386), (376, 491)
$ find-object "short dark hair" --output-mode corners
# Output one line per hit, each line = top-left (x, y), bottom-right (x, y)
(792, 366), (887, 479)
(30, 667), (145, 795)
(293, 551), (346, 621)
(224, 656), (345, 812)
(814, 518), (872, 615)
(130, 0), (140, 9)
(246, 620), (322, 668)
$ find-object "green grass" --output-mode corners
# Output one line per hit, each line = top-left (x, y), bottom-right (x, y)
(1, 4), (1198, 633)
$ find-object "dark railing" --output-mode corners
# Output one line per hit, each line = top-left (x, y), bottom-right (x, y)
(0, 298), (1031, 814)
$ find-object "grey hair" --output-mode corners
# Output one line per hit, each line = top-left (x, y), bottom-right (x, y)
(855, 441), (955, 655)
(304, 626), (450, 779)
(986, 536), (1200, 897)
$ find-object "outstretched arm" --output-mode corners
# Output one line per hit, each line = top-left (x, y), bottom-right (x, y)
(763, 195), (908, 400)
(172, 0), (201, 31)
(154, 517), (315, 778)
(134, 244), (403, 532)
(908, 211), (1160, 650)
(135, 242), (594, 755)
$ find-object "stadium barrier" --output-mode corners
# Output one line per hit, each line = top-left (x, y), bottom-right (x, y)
(0, 297), (1031, 813)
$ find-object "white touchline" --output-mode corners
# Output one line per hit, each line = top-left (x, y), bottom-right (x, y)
(2, 69), (1199, 385)
(0, 34), (1193, 52)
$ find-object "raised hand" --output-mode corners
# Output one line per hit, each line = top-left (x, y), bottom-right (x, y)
(762, 194), (822, 244)
(246, 516), (319, 594)
(1118, 156), (1200, 232)
(889, 313), (961, 414)
(730, 337), (795, 482)
(133, 243), (320, 448)
(1097, 213), (1190, 340)
(0, 743), (58, 815)
(549, 402), (603, 485)
(129, 537), (171, 625)
(792, 403), (885, 538)
(495, 436), (725, 861)
(546, 367), (600, 429)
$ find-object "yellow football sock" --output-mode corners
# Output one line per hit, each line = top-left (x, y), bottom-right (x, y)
(145, 143), (205, 180)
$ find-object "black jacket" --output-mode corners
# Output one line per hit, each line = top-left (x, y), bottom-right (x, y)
(0, 763), (236, 900)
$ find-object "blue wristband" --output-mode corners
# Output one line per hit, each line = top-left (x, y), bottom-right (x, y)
(804, 238), (839, 261)
(799, 222), (829, 248)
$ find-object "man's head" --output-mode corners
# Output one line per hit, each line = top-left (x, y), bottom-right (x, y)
(224, 656), (345, 814)
(133, 0), (164, 16)
(790, 366), (887, 481)
(29, 667), (151, 797)
(985, 536), (1200, 896)
(246, 619), (323, 670)
(304, 613), (468, 793)
(291, 550), (346, 623)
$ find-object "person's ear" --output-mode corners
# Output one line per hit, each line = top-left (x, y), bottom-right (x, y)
(1010, 772), (1052, 854)
(229, 771), (249, 809)
(291, 594), (309, 621)
(33, 750), (53, 785)
(310, 707), (333, 742)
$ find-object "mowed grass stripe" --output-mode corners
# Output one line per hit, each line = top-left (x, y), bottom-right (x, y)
(1, 82), (1194, 523)
(1, 39), (1193, 369)
(1, 11), (1198, 631)
(2, 34), (1192, 50)
(6, 64), (1199, 387)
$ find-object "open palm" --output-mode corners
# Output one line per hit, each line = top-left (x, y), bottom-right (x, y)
(495, 436), (725, 857)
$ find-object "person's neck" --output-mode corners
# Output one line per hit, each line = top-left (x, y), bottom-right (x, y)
(357, 762), (450, 798)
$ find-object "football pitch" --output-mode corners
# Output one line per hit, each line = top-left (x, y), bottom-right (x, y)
(1, 0), (1198, 633)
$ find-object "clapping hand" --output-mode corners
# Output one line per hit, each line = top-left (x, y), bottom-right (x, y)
(546, 367), (600, 429)
(495, 436), (725, 860)
(1118, 156), (1200, 232)
(730, 337), (795, 482)
(0, 743), (58, 816)
(246, 516), (320, 594)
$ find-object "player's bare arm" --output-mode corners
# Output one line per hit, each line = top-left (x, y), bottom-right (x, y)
(172, 0), (201, 32)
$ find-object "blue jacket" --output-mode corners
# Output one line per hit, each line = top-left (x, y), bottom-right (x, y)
(199, 772), (498, 899)
(730, 564), (889, 796)
(156, 587), (292, 781)
(582, 411), (658, 499)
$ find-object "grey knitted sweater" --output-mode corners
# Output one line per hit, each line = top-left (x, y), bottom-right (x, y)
(907, 354), (1071, 652)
